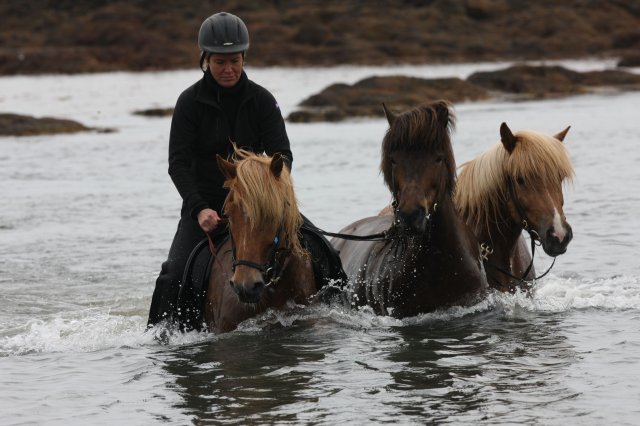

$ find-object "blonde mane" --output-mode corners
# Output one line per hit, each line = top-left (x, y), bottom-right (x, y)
(226, 148), (305, 257)
(455, 130), (575, 232)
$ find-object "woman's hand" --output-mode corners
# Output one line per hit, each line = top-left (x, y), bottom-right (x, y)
(197, 208), (225, 234)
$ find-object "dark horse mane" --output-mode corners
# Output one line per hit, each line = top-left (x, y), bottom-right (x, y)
(380, 100), (457, 196)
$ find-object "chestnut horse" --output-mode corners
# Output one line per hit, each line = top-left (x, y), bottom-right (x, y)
(455, 123), (575, 292)
(205, 149), (317, 333)
(332, 101), (488, 318)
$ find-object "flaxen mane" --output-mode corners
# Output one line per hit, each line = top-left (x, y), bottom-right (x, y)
(381, 100), (457, 195)
(455, 130), (575, 231)
(225, 148), (305, 257)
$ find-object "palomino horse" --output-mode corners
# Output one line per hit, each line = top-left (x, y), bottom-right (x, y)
(205, 149), (317, 333)
(332, 101), (488, 318)
(455, 123), (575, 292)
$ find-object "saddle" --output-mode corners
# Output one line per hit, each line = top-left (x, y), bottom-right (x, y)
(175, 216), (347, 331)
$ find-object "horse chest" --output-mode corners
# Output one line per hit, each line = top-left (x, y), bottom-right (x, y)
(357, 247), (443, 316)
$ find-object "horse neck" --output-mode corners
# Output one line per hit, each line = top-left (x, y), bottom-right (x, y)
(272, 248), (317, 302)
(477, 205), (523, 268)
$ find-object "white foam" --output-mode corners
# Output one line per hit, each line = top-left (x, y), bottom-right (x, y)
(0, 310), (215, 356)
(1, 311), (151, 355)
(534, 274), (640, 310)
(2, 274), (638, 356)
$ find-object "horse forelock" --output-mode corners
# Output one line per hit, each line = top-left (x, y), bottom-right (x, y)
(381, 101), (457, 193)
(509, 130), (575, 185)
(455, 130), (574, 230)
(228, 149), (304, 257)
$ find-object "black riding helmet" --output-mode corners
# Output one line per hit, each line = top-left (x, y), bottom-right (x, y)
(198, 12), (250, 54)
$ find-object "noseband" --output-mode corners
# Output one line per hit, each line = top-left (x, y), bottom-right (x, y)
(229, 224), (291, 288)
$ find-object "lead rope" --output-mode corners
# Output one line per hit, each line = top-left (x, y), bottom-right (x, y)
(299, 166), (397, 243)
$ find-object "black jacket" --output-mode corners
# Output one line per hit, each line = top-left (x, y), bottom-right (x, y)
(168, 71), (292, 218)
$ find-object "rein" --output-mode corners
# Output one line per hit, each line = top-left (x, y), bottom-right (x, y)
(301, 222), (389, 242)
(484, 234), (556, 290)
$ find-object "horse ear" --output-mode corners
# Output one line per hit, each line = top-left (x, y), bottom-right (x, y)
(554, 126), (571, 142)
(433, 100), (452, 129)
(270, 153), (284, 178)
(382, 103), (396, 127)
(216, 154), (237, 179)
(500, 122), (518, 153)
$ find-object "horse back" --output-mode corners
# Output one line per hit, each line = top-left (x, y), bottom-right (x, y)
(331, 215), (395, 311)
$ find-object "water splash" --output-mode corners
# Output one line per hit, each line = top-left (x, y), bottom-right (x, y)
(3, 274), (638, 356)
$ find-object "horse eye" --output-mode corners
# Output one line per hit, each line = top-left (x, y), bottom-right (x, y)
(516, 176), (525, 185)
(435, 155), (444, 164)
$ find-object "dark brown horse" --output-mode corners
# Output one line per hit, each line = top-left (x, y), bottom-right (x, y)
(332, 101), (488, 318)
(204, 149), (317, 333)
(455, 123), (575, 292)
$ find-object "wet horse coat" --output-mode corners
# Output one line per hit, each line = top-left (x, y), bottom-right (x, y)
(333, 101), (487, 317)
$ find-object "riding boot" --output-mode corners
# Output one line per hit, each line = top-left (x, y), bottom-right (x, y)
(147, 213), (206, 330)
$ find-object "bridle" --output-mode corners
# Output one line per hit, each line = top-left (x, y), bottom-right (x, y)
(507, 178), (541, 244)
(390, 160), (437, 246)
(229, 222), (291, 289)
(482, 178), (556, 290)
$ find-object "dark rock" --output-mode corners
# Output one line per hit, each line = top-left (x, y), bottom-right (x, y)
(133, 108), (174, 117)
(290, 65), (640, 122)
(618, 52), (640, 68)
(289, 76), (489, 122)
(468, 65), (640, 99)
(0, 113), (105, 136)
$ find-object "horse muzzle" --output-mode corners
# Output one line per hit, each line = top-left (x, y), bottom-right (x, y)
(541, 222), (573, 257)
(229, 279), (265, 304)
(396, 205), (432, 233)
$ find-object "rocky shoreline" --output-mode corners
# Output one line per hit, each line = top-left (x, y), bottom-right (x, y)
(1, 1), (639, 75)
(287, 64), (640, 122)
(2, 64), (639, 135)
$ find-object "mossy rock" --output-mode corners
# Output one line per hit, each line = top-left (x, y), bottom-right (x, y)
(288, 76), (489, 122)
(133, 107), (174, 117)
(618, 52), (640, 68)
(0, 113), (109, 136)
(468, 65), (640, 98)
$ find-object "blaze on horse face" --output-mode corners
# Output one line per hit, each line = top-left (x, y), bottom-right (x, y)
(500, 122), (573, 257)
(216, 154), (285, 303)
(382, 101), (455, 233)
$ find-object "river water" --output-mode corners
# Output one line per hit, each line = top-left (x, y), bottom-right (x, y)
(1, 59), (639, 425)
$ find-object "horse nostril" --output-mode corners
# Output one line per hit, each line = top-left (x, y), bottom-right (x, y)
(230, 280), (266, 303)
(252, 281), (265, 293)
(398, 207), (427, 231)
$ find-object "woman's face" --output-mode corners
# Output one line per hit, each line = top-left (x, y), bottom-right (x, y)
(208, 53), (244, 88)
